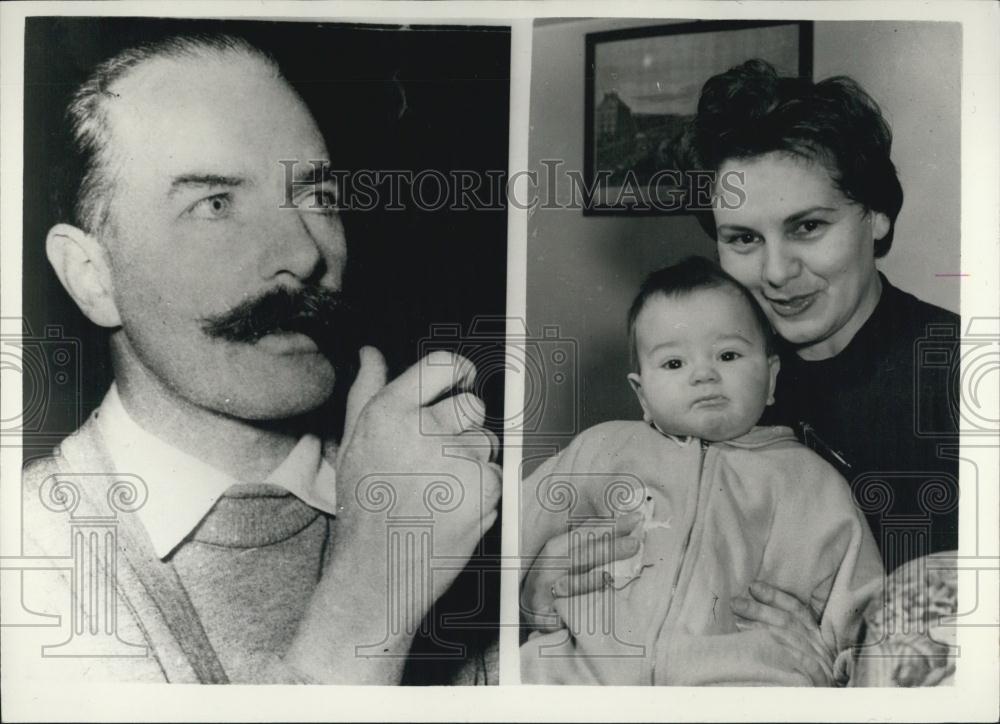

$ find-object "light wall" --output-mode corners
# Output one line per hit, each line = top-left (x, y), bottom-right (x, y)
(814, 22), (961, 312)
(525, 19), (962, 459)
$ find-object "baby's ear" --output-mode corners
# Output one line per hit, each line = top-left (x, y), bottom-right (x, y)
(766, 354), (781, 406)
(627, 372), (652, 423)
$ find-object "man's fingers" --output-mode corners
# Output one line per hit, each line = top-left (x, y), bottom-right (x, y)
(482, 461), (502, 512)
(453, 427), (500, 465)
(389, 351), (477, 407)
(342, 346), (387, 447)
(451, 393), (487, 429)
(483, 429), (501, 463)
(428, 393), (487, 433)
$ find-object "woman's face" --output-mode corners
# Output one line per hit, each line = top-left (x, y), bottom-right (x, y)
(714, 152), (890, 360)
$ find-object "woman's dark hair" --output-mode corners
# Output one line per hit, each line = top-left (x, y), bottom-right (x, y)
(627, 255), (776, 372)
(676, 59), (903, 257)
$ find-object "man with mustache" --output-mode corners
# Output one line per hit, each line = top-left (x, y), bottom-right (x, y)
(19, 33), (500, 684)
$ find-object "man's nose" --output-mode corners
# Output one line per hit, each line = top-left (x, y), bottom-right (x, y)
(258, 210), (346, 285)
(761, 240), (802, 288)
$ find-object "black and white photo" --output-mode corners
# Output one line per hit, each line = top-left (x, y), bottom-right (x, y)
(521, 16), (967, 688)
(8, 15), (509, 686)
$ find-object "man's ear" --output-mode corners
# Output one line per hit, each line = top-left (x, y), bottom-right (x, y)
(766, 354), (781, 406)
(627, 372), (653, 424)
(871, 210), (890, 242)
(46, 223), (121, 328)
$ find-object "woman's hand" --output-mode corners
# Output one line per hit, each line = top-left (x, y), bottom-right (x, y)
(731, 581), (837, 686)
(522, 512), (643, 633)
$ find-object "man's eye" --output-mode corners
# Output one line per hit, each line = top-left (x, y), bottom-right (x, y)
(297, 186), (339, 214)
(187, 193), (232, 220)
(662, 359), (683, 370)
(719, 350), (742, 362)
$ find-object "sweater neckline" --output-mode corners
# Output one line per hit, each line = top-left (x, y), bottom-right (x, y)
(188, 489), (322, 549)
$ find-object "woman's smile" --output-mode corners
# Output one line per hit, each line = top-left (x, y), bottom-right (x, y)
(761, 291), (819, 318)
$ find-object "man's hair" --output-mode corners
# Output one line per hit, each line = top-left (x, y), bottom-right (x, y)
(675, 59), (903, 258)
(627, 255), (776, 372)
(56, 33), (279, 236)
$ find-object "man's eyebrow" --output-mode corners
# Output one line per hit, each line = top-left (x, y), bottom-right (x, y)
(168, 173), (249, 196)
(784, 206), (837, 224)
(291, 162), (335, 185)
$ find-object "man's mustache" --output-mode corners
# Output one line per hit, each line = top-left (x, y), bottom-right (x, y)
(200, 286), (353, 347)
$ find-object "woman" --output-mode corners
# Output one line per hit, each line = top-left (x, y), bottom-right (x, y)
(687, 59), (960, 569)
(522, 60), (960, 685)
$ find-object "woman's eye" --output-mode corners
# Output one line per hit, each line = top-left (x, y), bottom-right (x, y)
(794, 219), (826, 236)
(719, 351), (742, 362)
(187, 193), (232, 220)
(662, 359), (683, 370)
(720, 231), (760, 249)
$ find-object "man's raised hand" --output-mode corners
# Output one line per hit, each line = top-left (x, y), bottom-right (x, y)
(286, 346), (500, 683)
(334, 347), (500, 614)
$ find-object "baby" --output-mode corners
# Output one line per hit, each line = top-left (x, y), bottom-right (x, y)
(520, 257), (884, 685)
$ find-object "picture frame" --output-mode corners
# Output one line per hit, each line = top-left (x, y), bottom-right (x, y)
(583, 20), (813, 215)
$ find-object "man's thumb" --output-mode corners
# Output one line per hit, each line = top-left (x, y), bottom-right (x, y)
(342, 345), (387, 446)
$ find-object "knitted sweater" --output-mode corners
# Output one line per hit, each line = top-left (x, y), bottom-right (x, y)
(520, 421), (884, 685)
(16, 414), (494, 684)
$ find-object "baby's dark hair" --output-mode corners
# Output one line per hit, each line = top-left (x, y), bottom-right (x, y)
(627, 256), (775, 372)
(674, 59), (902, 258)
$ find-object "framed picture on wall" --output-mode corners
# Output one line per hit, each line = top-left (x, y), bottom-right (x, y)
(583, 19), (812, 215)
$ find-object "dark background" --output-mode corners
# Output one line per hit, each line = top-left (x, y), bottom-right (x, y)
(22, 17), (509, 684)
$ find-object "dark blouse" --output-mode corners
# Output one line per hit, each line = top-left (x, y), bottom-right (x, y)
(762, 274), (960, 570)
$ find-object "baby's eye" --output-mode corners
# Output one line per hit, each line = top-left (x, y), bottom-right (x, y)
(187, 193), (232, 220)
(719, 350), (742, 362)
(662, 359), (683, 370)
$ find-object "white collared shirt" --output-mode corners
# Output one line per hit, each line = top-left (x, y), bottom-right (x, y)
(96, 384), (337, 559)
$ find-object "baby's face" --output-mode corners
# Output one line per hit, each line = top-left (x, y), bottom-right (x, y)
(628, 286), (779, 442)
